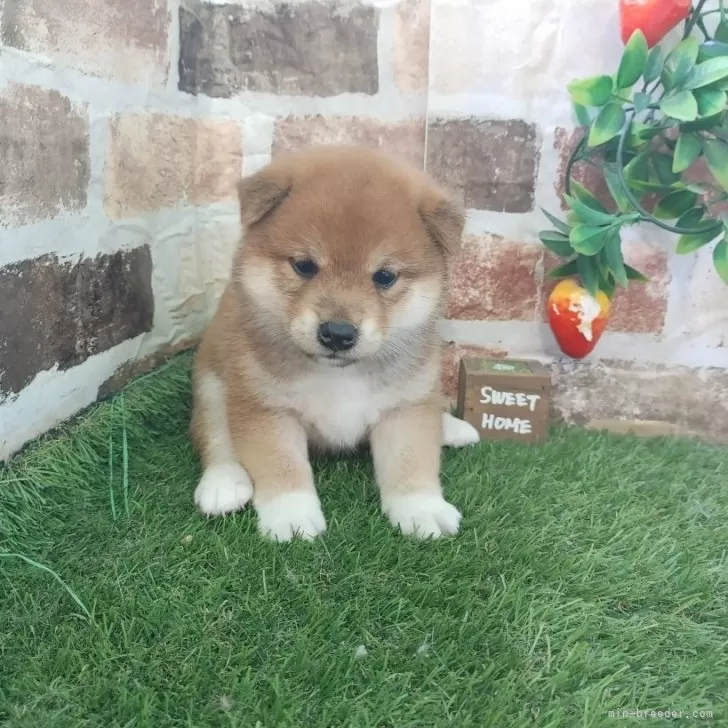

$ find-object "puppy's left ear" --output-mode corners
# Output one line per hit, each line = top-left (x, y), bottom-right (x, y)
(419, 186), (466, 256)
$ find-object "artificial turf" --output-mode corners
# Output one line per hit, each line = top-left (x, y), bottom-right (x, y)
(1, 352), (727, 728)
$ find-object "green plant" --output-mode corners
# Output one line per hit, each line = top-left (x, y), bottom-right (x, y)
(540, 0), (728, 299)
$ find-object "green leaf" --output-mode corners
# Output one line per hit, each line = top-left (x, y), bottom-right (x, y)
(698, 41), (728, 62)
(679, 111), (726, 132)
(676, 205), (706, 232)
(541, 208), (571, 235)
(703, 139), (728, 193)
(625, 264), (650, 282)
(617, 30), (648, 89)
(573, 103), (591, 127)
(599, 270), (617, 299)
(624, 151), (650, 182)
(653, 190), (698, 220)
(651, 154), (680, 186)
(662, 36), (700, 91)
(659, 90), (698, 122)
(695, 89), (727, 118)
(603, 229), (628, 287)
(685, 57), (728, 90)
(676, 222), (721, 254)
(643, 46), (664, 84)
(563, 194), (616, 226)
(568, 75), (614, 107)
(569, 225), (612, 256)
(587, 103), (626, 147)
(633, 91), (652, 113)
(713, 237), (728, 285)
(576, 254), (600, 297)
(672, 132), (702, 173)
(717, 20), (728, 44)
(603, 164), (632, 213)
(539, 231), (574, 258)
(569, 179), (609, 213)
(548, 259), (579, 279)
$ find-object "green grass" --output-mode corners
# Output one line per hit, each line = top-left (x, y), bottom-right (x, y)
(1, 352), (727, 728)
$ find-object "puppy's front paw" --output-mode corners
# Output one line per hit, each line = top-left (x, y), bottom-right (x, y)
(194, 463), (254, 517)
(383, 493), (462, 539)
(442, 412), (480, 447)
(255, 491), (326, 542)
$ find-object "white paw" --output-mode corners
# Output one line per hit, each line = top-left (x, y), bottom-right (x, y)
(442, 412), (480, 447)
(383, 493), (462, 539)
(255, 491), (326, 542)
(194, 463), (254, 517)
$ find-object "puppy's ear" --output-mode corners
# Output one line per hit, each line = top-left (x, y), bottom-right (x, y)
(236, 164), (292, 227)
(419, 185), (465, 256)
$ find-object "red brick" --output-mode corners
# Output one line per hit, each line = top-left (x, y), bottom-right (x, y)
(104, 114), (243, 220)
(553, 127), (613, 212)
(272, 115), (426, 169)
(0, 84), (89, 227)
(393, 0), (430, 92)
(426, 118), (539, 212)
(540, 242), (669, 335)
(447, 235), (542, 321)
(0, 247), (153, 396)
(1, 0), (170, 85)
(441, 343), (509, 400)
(610, 242), (670, 334)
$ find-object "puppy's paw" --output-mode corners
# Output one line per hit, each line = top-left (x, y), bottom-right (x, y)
(256, 491), (327, 542)
(442, 412), (480, 448)
(383, 493), (462, 539)
(194, 463), (254, 517)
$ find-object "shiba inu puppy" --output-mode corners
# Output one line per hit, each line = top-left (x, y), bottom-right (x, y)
(191, 145), (479, 541)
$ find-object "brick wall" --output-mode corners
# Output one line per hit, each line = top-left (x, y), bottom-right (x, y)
(0, 0), (427, 459)
(1, 0), (726, 459)
(429, 0), (728, 441)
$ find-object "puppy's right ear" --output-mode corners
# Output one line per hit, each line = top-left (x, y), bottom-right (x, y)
(236, 164), (292, 227)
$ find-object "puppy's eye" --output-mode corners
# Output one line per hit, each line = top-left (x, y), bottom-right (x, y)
(291, 259), (319, 279)
(372, 269), (398, 289)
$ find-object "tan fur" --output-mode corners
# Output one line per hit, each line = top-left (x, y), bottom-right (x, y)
(191, 145), (476, 541)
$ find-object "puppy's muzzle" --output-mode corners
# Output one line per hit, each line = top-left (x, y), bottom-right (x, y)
(317, 319), (359, 352)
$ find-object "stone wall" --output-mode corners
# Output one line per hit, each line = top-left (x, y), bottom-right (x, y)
(1, 0), (726, 459)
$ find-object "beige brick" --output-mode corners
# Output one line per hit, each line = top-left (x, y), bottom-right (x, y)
(273, 115), (426, 169)
(680, 245), (728, 347)
(1, 0), (170, 85)
(0, 83), (89, 228)
(447, 235), (542, 321)
(394, 0), (430, 92)
(104, 114), (243, 220)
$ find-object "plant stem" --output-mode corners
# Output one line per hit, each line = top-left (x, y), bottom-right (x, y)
(615, 111), (723, 236)
(684, 0), (709, 38)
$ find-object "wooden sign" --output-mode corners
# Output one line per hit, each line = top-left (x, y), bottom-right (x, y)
(456, 357), (552, 443)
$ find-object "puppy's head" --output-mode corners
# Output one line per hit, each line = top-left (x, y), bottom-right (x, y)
(234, 146), (464, 367)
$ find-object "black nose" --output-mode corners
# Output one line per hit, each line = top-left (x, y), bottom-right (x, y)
(317, 319), (359, 352)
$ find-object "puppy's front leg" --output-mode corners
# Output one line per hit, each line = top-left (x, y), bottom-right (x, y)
(230, 405), (325, 542)
(371, 401), (462, 539)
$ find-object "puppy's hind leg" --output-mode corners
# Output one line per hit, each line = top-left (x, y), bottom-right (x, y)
(191, 370), (254, 517)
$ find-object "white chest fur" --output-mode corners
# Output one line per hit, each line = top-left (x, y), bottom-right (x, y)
(267, 362), (434, 450)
